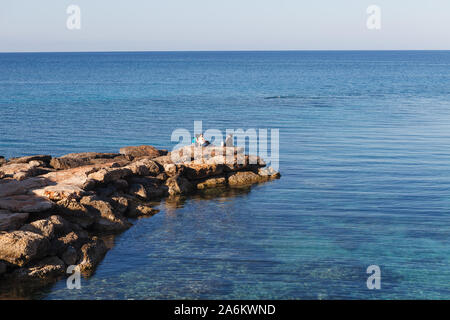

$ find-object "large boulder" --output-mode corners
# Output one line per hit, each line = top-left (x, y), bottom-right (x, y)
(31, 184), (86, 201)
(119, 145), (165, 159)
(0, 231), (50, 266)
(126, 201), (159, 218)
(0, 210), (29, 231)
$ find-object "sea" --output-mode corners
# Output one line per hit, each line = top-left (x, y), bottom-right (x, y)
(1, 51), (450, 299)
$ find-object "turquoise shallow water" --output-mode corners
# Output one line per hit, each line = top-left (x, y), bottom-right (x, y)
(1, 51), (450, 299)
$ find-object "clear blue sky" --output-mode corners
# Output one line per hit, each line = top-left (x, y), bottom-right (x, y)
(1, 0), (449, 52)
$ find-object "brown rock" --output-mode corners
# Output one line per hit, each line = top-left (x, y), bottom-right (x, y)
(151, 155), (174, 166)
(227, 171), (267, 186)
(80, 195), (131, 232)
(127, 202), (159, 218)
(129, 184), (148, 200)
(55, 199), (95, 229)
(196, 177), (227, 190)
(77, 237), (108, 274)
(32, 184), (86, 201)
(50, 152), (124, 170)
(0, 161), (44, 181)
(8, 155), (52, 165)
(0, 231), (50, 266)
(87, 167), (133, 184)
(182, 163), (224, 180)
(0, 195), (54, 213)
(109, 196), (129, 215)
(0, 210), (29, 231)
(20, 215), (70, 239)
(126, 158), (161, 176)
(166, 174), (194, 196)
(51, 230), (88, 255)
(119, 145), (163, 159)
(13, 256), (65, 280)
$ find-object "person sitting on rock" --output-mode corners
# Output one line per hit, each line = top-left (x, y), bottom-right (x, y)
(221, 134), (234, 147)
(197, 134), (210, 147)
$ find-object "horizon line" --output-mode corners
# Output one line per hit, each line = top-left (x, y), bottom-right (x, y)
(1, 49), (450, 54)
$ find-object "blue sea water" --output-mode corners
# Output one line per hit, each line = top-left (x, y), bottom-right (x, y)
(1, 51), (450, 299)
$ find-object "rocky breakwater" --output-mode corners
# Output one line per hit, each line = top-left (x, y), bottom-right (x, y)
(0, 145), (280, 287)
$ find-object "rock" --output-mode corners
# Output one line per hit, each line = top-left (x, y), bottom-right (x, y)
(0, 211), (29, 231)
(108, 196), (129, 215)
(127, 202), (159, 218)
(77, 237), (108, 274)
(163, 163), (183, 176)
(205, 154), (265, 172)
(0, 231), (50, 267)
(126, 159), (161, 176)
(13, 256), (65, 280)
(153, 155), (174, 166)
(61, 246), (78, 265)
(258, 167), (281, 179)
(55, 199), (95, 229)
(51, 230), (89, 256)
(119, 145), (163, 159)
(0, 195), (54, 213)
(8, 155), (52, 165)
(80, 195), (131, 232)
(31, 184), (86, 201)
(129, 184), (148, 200)
(0, 161), (44, 181)
(227, 171), (267, 186)
(88, 167), (133, 185)
(182, 163), (224, 180)
(165, 174), (194, 196)
(196, 177), (227, 190)
(128, 176), (167, 199)
(20, 215), (70, 239)
(50, 152), (125, 170)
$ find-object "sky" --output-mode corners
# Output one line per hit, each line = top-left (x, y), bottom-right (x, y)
(0, 0), (449, 52)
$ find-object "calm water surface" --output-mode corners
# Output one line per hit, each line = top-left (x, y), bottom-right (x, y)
(1, 51), (450, 299)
